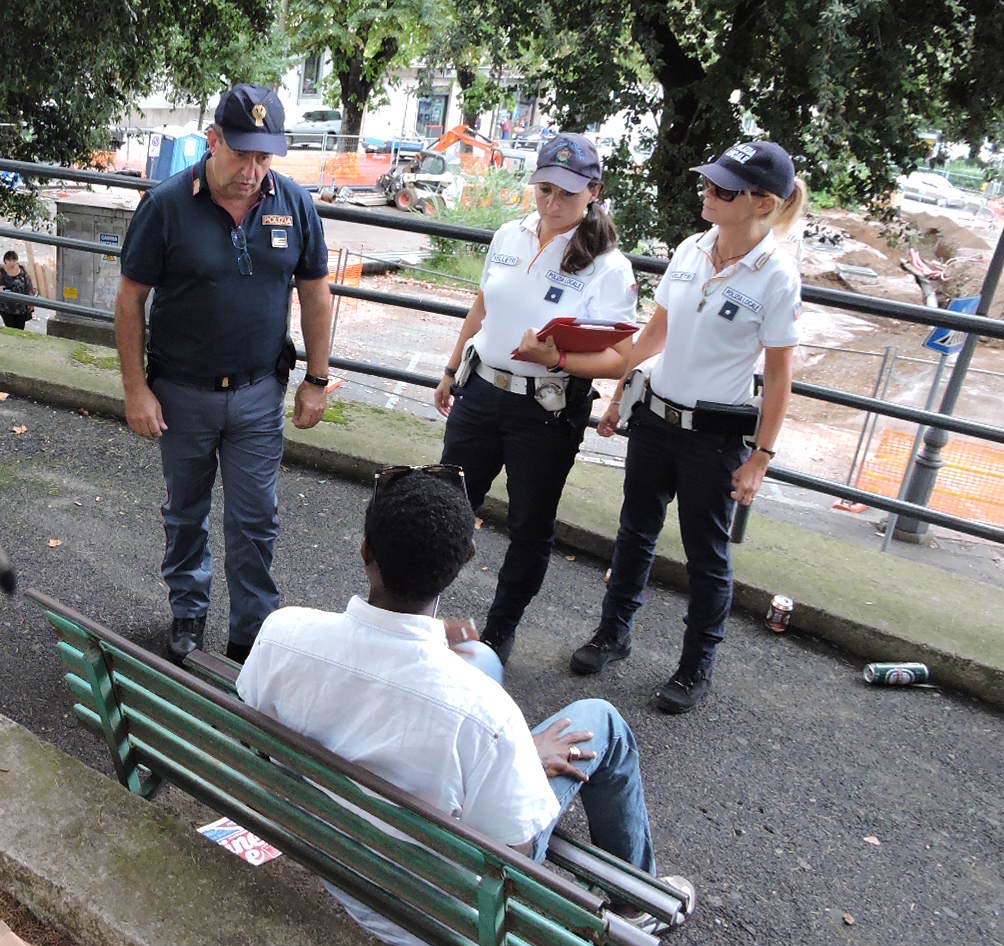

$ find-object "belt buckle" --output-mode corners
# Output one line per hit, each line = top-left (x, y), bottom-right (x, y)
(666, 406), (680, 426)
(496, 372), (510, 391)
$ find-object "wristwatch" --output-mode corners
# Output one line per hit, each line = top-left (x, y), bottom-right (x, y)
(547, 352), (568, 373)
(304, 372), (329, 387)
(753, 445), (776, 459)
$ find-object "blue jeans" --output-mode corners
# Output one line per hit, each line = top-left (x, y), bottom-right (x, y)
(531, 698), (656, 875)
(154, 375), (285, 646)
(441, 372), (592, 642)
(457, 647), (654, 872)
(601, 405), (750, 671)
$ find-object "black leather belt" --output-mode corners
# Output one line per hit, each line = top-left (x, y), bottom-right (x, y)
(152, 365), (275, 391)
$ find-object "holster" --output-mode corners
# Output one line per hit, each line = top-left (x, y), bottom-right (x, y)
(275, 336), (296, 386)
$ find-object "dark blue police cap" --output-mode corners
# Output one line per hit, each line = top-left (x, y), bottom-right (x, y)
(529, 133), (602, 193)
(214, 84), (288, 156)
(692, 141), (795, 199)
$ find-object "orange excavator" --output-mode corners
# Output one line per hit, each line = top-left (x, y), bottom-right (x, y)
(426, 125), (506, 170)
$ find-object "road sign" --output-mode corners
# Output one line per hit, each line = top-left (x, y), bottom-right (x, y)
(923, 296), (979, 355)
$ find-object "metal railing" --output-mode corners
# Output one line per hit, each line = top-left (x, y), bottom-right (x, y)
(2, 157), (1003, 546)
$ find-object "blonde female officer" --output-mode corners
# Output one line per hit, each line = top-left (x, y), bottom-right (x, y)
(434, 133), (637, 665)
(568, 141), (805, 714)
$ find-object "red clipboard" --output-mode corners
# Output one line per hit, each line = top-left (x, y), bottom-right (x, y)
(510, 317), (638, 360)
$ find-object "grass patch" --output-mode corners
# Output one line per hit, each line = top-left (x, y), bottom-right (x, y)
(0, 326), (47, 340)
(397, 253), (485, 290)
(285, 402), (350, 425)
(71, 344), (120, 370)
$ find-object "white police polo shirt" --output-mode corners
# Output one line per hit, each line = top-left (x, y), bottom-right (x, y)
(473, 212), (637, 376)
(649, 227), (801, 407)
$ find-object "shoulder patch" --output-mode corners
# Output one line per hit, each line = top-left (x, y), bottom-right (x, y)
(262, 214), (293, 226)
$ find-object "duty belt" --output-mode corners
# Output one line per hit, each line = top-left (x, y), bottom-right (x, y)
(151, 364), (275, 392)
(644, 386), (695, 429)
(474, 360), (566, 397)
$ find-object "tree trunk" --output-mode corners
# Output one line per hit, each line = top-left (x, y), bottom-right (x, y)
(332, 35), (399, 153)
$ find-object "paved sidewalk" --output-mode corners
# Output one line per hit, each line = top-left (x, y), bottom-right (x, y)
(2, 328), (1001, 706)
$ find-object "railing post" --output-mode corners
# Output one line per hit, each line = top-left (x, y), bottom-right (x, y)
(894, 226), (1004, 541)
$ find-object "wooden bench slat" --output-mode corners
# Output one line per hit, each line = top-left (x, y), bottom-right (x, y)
(183, 649), (241, 689)
(135, 742), (477, 946)
(117, 677), (488, 907)
(103, 646), (494, 874)
(126, 720), (484, 944)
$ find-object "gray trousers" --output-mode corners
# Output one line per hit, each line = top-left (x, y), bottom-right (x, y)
(153, 375), (285, 645)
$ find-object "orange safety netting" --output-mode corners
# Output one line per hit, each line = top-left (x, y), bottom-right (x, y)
(855, 428), (1004, 527)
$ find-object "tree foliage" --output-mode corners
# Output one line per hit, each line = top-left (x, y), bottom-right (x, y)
(287, 0), (440, 149)
(0, 0), (278, 221)
(486, 0), (1004, 249)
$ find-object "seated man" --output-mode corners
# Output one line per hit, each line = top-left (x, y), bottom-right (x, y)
(237, 465), (680, 943)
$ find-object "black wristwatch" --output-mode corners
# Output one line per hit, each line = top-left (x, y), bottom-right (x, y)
(753, 445), (776, 459)
(304, 372), (329, 387)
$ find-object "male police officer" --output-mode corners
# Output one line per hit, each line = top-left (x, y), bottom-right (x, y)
(115, 84), (333, 666)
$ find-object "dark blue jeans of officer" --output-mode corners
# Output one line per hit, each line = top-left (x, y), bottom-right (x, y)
(153, 375), (285, 647)
(600, 405), (750, 672)
(442, 372), (591, 644)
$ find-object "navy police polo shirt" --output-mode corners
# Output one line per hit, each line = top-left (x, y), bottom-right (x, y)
(120, 155), (328, 377)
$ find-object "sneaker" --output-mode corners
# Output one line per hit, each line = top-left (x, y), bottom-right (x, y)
(166, 615), (206, 666)
(654, 664), (713, 714)
(480, 629), (515, 665)
(569, 628), (631, 675)
(618, 875), (696, 933)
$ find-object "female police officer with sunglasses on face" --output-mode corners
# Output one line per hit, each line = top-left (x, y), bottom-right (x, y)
(434, 134), (637, 666)
(568, 141), (806, 714)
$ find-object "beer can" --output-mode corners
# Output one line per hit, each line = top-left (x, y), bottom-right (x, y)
(765, 595), (793, 633)
(863, 662), (930, 686)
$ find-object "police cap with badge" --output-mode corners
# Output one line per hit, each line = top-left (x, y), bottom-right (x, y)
(214, 84), (289, 157)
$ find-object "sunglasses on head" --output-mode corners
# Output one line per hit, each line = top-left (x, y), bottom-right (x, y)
(372, 464), (468, 503)
(700, 178), (767, 202)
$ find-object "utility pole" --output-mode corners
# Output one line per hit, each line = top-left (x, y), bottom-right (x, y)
(893, 225), (1004, 541)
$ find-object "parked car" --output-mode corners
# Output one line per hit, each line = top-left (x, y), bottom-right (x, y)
(285, 109), (343, 148)
(897, 171), (982, 210)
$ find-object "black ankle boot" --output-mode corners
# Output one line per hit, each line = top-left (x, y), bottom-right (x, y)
(167, 615), (206, 666)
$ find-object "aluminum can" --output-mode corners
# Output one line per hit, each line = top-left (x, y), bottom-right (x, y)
(863, 662), (930, 686)
(765, 595), (793, 633)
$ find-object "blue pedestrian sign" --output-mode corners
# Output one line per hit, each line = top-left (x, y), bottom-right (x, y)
(923, 296), (979, 355)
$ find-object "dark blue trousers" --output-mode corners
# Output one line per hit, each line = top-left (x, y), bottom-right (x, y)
(600, 405), (750, 671)
(441, 372), (591, 641)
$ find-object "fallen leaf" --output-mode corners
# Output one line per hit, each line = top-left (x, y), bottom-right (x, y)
(842, 913), (855, 926)
(12, 424), (27, 435)
(78, 408), (89, 416)
(47, 538), (63, 548)
(0, 392), (8, 400)
(863, 835), (881, 846)
(565, 554), (576, 562)
(474, 517), (483, 530)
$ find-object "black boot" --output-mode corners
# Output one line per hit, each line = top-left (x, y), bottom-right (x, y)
(570, 627), (631, 675)
(480, 628), (516, 665)
(166, 616), (206, 666)
(654, 663), (714, 714)
(225, 640), (253, 665)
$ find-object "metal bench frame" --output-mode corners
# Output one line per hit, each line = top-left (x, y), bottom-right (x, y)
(28, 589), (692, 946)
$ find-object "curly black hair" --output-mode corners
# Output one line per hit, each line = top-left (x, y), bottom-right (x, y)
(364, 471), (475, 601)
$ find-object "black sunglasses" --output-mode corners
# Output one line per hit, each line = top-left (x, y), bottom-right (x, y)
(700, 178), (767, 202)
(231, 225), (253, 276)
(372, 464), (468, 503)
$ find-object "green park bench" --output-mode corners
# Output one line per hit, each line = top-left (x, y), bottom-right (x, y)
(27, 589), (695, 946)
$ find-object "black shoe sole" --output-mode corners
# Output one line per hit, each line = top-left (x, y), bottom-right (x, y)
(569, 649), (630, 676)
